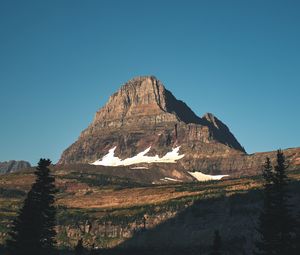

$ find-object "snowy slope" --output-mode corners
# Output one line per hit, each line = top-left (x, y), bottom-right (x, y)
(91, 146), (185, 166)
(188, 171), (229, 181)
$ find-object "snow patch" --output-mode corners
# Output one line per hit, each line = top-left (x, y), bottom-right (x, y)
(91, 146), (184, 166)
(188, 171), (229, 181)
(160, 177), (182, 182)
(130, 166), (149, 170)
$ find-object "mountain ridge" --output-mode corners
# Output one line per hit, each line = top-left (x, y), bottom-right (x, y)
(0, 160), (31, 174)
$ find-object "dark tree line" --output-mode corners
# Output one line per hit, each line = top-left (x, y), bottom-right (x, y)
(210, 230), (222, 255)
(255, 150), (299, 255)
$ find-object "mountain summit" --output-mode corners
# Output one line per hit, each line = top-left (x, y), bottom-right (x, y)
(92, 76), (205, 127)
(59, 76), (245, 170)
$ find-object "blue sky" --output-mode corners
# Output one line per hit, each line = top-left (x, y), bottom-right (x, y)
(0, 0), (299, 165)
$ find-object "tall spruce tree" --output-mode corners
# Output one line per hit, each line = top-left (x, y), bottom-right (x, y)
(272, 150), (295, 254)
(255, 151), (295, 255)
(262, 157), (273, 184)
(255, 157), (276, 255)
(296, 213), (300, 254)
(89, 243), (97, 255)
(210, 230), (222, 255)
(6, 159), (57, 255)
(75, 239), (84, 255)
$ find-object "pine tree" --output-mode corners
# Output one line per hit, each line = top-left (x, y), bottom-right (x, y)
(262, 157), (273, 184)
(255, 157), (276, 254)
(75, 239), (84, 255)
(6, 159), (57, 255)
(255, 151), (295, 255)
(295, 213), (300, 255)
(210, 230), (222, 255)
(272, 150), (295, 254)
(89, 243), (97, 255)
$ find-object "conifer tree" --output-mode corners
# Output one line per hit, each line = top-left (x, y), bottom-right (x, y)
(255, 157), (275, 255)
(89, 243), (97, 255)
(295, 214), (300, 255)
(262, 157), (273, 184)
(255, 150), (295, 255)
(6, 159), (57, 255)
(272, 150), (295, 254)
(75, 239), (84, 255)
(210, 230), (222, 255)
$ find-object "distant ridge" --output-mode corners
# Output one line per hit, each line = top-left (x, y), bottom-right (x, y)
(0, 160), (31, 174)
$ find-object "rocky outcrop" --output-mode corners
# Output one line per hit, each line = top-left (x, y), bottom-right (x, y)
(182, 147), (300, 176)
(56, 210), (179, 248)
(0, 160), (31, 174)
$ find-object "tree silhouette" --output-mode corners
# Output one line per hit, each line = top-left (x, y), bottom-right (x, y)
(210, 230), (222, 255)
(255, 157), (276, 255)
(272, 150), (295, 254)
(75, 239), (84, 255)
(255, 150), (295, 255)
(262, 157), (273, 183)
(296, 213), (300, 254)
(89, 243), (97, 255)
(6, 159), (57, 255)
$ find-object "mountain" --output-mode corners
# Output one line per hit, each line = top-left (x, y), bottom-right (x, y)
(58, 76), (300, 178)
(59, 76), (244, 163)
(0, 160), (31, 174)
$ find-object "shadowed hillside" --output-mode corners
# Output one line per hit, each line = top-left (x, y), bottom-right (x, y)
(0, 166), (300, 254)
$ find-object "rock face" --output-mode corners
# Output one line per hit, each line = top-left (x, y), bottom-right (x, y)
(59, 76), (245, 166)
(55, 210), (179, 248)
(0, 160), (31, 174)
(59, 76), (300, 177)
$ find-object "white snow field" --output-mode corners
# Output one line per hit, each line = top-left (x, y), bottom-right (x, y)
(188, 171), (229, 181)
(91, 146), (185, 166)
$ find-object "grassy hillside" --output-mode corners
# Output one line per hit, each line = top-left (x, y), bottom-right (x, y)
(0, 166), (300, 254)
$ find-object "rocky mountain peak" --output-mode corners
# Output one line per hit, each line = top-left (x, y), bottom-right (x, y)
(119, 75), (162, 91)
(111, 75), (166, 107)
(92, 76), (170, 128)
(202, 113), (245, 153)
(92, 76), (205, 129)
(59, 76), (246, 165)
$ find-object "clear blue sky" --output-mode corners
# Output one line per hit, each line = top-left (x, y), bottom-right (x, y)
(1, 0), (299, 165)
